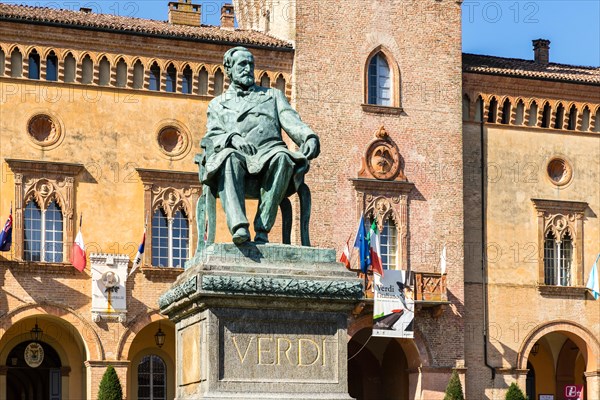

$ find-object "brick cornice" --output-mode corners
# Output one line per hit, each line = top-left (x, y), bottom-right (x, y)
(351, 178), (414, 194)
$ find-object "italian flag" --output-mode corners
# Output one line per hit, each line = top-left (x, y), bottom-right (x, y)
(369, 221), (384, 276)
(71, 216), (86, 272)
(339, 237), (351, 269)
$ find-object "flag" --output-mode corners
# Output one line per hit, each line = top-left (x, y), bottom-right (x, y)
(339, 235), (351, 269)
(71, 216), (86, 272)
(0, 206), (13, 252)
(440, 245), (447, 275)
(368, 220), (384, 276)
(353, 214), (370, 273)
(129, 227), (146, 276)
(586, 254), (600, 300)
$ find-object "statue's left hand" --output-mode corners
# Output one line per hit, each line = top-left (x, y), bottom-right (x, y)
(301, 138), (319, 160)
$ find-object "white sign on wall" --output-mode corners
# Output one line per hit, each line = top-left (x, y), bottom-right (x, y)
(373, 270), (414, 338)
(91, 253), (129, 323)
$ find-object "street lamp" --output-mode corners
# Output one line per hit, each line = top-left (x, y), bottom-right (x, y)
(30, 318), (43, 342)
(531, 342), (540, 356)
(154, 322), (166, 348)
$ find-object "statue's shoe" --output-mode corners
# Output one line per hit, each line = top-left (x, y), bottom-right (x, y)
(232, 227), (250, 244)
(254, 231), (269, 244)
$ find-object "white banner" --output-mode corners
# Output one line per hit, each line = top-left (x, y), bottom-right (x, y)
(373, 270), (414, 338)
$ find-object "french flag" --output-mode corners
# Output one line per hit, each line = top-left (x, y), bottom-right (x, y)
(0, 207), (13, 252)
(71, 215), (86, 272)
(129, 228), (146, 276)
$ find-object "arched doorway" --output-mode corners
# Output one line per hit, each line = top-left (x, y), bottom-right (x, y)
(126, 320), (176, 400)
(6, 340), (62, 400)
(525, 332), (590, 399)
(0, 313), (90, 399)
(348, 328), (409, 400)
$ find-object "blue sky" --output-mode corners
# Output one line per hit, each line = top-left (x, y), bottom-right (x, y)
(11, 0), (600, 66)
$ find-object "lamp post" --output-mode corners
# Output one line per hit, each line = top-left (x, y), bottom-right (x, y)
(155, 322), (166, 348)
(30, 318), (43, 342)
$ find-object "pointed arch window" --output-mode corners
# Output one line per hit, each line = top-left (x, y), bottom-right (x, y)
(275, 75), (286, 93)
(138, 354), (166, 400)
(166, 64), (177, 93)
(213, 68), (224, 96)
(133, 60), (144, 89)
(46, 51), (58, 81)
(182, 66), (192, 94)
(198, 67), (208, 95)
(98, 57), (110, 86)
(0, 48), (5, 76)
(260, 73), (270, 88)
(149, 62), (161, 91)
(10, 48), (23, 78)
(368, 53), (391, 106)
(137, 169), (200, 271)
(28, 50), (40, 80)
(116, 58), (127, 88)
(532, 199), (587, 288)
(81, 55), (93, 84)
(64, 53), (76, 83)
(24, 199), (63, 263)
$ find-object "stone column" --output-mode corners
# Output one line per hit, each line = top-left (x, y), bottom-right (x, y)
(585, 371), (600, 400)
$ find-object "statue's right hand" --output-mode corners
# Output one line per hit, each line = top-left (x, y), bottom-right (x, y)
(231, 135), (257, 155)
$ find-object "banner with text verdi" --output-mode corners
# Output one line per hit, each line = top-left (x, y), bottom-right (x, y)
(373, 270), (414, 338)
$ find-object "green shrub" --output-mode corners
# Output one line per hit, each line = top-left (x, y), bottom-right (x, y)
(444, 370), (465, 400)
(505, 383), (526, 400)
(97, 365), (123, 400)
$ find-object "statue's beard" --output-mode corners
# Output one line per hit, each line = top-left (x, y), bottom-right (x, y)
(236, 74), (254, 88)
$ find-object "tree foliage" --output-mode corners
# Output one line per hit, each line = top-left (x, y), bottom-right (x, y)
(505, 383), (526, 400)
(97, 365), (123, 400)
(444, 370), (465, 400)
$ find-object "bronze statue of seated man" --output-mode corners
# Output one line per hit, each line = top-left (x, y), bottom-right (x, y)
(199, 46), (320, 245)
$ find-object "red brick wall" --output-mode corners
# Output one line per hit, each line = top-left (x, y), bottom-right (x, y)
(292, 0), (466, 368)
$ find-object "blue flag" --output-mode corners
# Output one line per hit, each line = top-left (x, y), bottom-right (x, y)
(353, 214), (370, 273)
(0, 208), (13, 252)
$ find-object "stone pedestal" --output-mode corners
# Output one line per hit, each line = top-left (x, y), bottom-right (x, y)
(159, 243), (362, 400)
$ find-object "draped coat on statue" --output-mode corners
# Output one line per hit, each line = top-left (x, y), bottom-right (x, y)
(200, 85), (319, 194)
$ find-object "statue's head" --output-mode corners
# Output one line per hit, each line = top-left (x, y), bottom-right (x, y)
(223, 46), (255, 89)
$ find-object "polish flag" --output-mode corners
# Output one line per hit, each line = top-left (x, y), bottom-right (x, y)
(71, 216), (86, 272)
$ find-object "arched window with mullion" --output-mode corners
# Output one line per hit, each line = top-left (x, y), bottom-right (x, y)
(380, 218), (398, 270)
(152, 207), (189, 268)
(24, 201), (42, 261)
(24, 199), (63, 262)
(368, 53), (391, 106)
(138, 354), (166, 400)
(544, 230), (573, 286)
(44, 201), (63, 262)
(171, 209), (189, 268)
(152, 208), (169, 267)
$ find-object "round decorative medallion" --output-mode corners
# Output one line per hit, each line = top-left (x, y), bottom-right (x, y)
(546, 157), (572, 186)
(24, 342), (44, 368)
(102, 270), (120, 288)
(156, 124), (191, 159)
(27, 114), (62, 147)
(366, 140), (401, 180)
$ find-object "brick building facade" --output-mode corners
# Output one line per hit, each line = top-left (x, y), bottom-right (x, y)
(0, 1), (598, 399)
